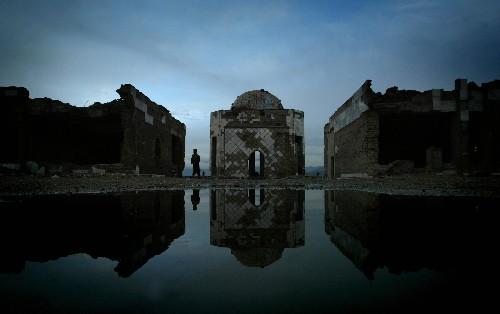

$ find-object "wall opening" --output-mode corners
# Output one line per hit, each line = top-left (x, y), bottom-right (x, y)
(210, 190), (217, 220)
(171, 134), (183, 165)
(211, 137), (217, 175)
(154, 138), (161, 165)
(248, 150), (264, 177)
(21, 114), (123, 165)
(248, 189), (265, 206)
(331, 156), (335, 177)
(378, 113), (452, 168)
(170, 191), (185, 223)
(295, 136), (304, 175)
(296, 190), (305, 221)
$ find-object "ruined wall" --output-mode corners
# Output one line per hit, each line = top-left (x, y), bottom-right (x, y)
(0, 89), (125, 168)
(331, 111), (379, 177)
(210, 189), (304, 267)
(324, 79), (500, 177)
(117, 84), (186, 175)
(324, 81), (378, 178)
(0, 84), (185, 176)
(210, 107), (304, 178)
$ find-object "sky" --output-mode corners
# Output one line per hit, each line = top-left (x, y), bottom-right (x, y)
(1, 0), (499, 168)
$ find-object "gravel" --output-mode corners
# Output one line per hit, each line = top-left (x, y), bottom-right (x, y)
(1, 174), (499, 197)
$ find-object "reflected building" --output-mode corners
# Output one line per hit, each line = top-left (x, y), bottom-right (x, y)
(324, 190), (498, 279)
(0, 191), (185, 277)
(210, 189), (305, 267)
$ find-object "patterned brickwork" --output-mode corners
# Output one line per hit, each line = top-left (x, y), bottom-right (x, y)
(222, 190), (285, 229)
(210, 92), (304, 178)
(224, 128), (286, 177)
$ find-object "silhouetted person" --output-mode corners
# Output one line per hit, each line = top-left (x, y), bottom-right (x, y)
(191, 189), (200, 210)
(191, 149), (201, 177)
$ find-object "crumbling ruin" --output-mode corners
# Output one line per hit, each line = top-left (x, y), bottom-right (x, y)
(324, 79), (500, 178)
(210, 89), (304, 178)
(0, 84), (185, 175)
(210, 189), (304, 267)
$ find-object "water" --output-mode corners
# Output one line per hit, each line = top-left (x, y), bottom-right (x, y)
(0, 189), (498, 313)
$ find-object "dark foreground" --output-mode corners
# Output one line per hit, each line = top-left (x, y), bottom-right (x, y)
(1, 174), (500, 197)
(0, 189), (499, 313)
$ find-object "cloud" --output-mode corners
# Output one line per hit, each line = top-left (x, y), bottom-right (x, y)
(1, 0), (499, 166)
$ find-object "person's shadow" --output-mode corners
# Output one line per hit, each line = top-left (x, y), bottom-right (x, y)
(191, 189), (200, 210)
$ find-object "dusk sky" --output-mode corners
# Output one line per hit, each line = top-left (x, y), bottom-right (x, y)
(1, 0), (499, 168)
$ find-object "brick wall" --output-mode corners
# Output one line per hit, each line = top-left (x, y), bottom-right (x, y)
(333, 111), (379, 177)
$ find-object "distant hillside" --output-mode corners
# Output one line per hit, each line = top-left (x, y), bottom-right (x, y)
(182, 167), (210, 177)
(305, 166), (325, 176)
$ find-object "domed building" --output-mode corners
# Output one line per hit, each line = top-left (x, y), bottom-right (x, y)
(210, 89), (304, 177)
(209, 189), (305, 268)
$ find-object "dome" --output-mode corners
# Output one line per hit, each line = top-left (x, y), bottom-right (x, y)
(231, 248), (284, 268)
(231, 89), (283, 110)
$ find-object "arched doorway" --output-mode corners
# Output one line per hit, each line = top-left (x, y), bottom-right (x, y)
(248, 189), (265, 206)
(248, 150), (264, 177)
(154, 138), (161, 168)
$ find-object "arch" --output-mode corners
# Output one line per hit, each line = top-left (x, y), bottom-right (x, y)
(248, 150), (264, 177)
(248, 189), (265, 207)
(154, 137), (161, 161)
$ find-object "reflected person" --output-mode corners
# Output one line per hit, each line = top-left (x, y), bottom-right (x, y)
(191, 189), (200, 210)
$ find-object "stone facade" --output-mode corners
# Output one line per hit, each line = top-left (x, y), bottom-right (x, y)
(210, 89), (304, 178)
(324, 79), (500, 178)
(210, 189), (304, 267)
(0, 84), (185, 175)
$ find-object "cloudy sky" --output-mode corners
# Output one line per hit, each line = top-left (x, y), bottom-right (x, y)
(1, 0), (499, 168)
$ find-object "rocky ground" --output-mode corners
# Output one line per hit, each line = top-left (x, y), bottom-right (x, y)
(1, 174), (499, 197)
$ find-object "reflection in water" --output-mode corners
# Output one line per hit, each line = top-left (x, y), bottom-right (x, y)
(191, 189), (200, 210)
(0, 191), (185, 277)
(324, 190), (498, 279)
(210, 189), (305, 267)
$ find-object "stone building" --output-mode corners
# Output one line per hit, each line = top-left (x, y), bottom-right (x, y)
(210, 89), (304, 178)
(0, 84), (185, 175)
(210, 189), (304, 267)
(324, 79), (500, 178)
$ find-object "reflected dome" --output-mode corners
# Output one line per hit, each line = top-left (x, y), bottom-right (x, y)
(231, 248), (284, 268)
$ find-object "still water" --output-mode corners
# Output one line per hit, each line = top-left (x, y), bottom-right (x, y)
(0, 189), (498, 313)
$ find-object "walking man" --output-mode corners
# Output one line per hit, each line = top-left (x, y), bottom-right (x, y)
(191, 148), (201, 177)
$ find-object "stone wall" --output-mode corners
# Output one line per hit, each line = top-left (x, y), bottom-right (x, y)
(118, 85), (185, 175)
(324, 79), (500, 177)
(0, 84), (185, 176)
(331, 111), (379, 177)
(211, 101), (304, 178)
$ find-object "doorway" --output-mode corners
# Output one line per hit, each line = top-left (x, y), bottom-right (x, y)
(248, 151), (264, 177)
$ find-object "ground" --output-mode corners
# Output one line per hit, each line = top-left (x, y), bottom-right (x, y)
(1, 174), (499, 197)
